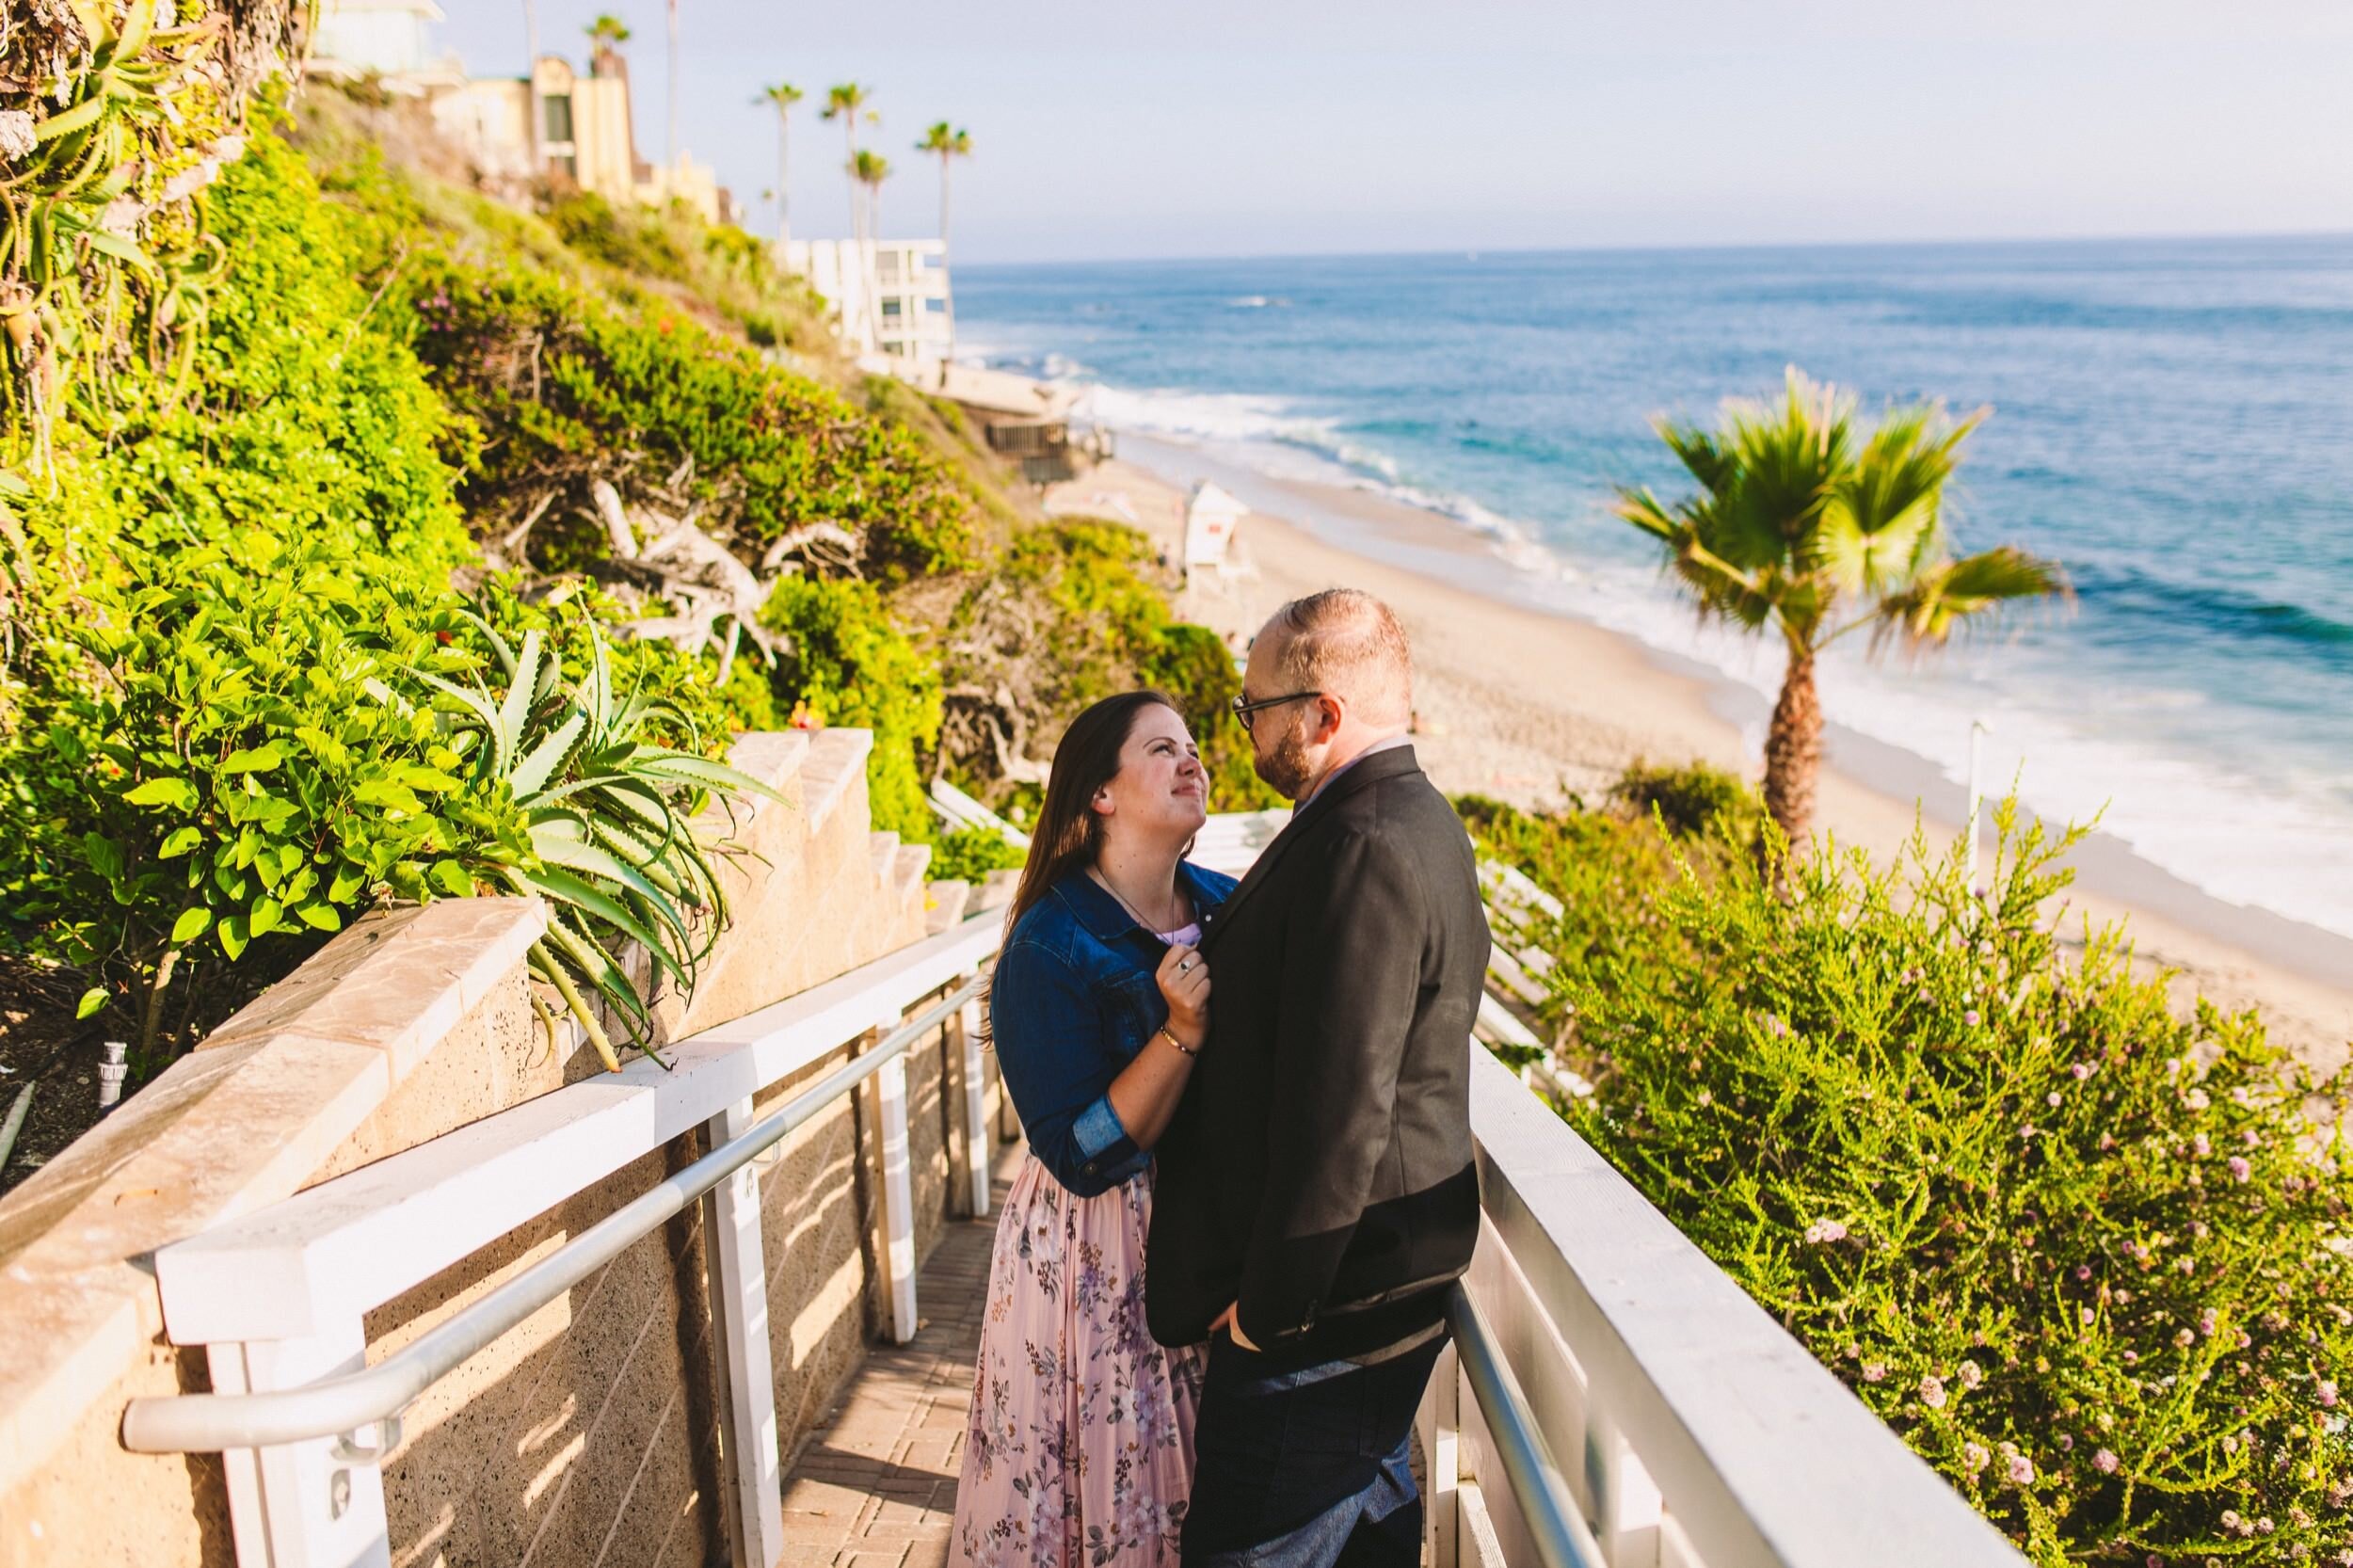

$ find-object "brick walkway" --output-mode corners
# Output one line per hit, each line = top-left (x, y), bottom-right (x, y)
(777, 1166), (1006, 1566)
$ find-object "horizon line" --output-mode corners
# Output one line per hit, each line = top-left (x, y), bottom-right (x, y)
(946, 224), (2353, 271)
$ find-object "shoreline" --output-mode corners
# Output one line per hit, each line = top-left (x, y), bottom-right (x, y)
(1046, 439), (2353, 1070)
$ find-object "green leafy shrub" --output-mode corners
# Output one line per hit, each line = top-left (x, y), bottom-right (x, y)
(759, 576), (942, 840)
(400, 253), (980, 583)
(926, 824), (1027, 886)
(958, 520), (1277, 812)
(1555, 804), (2353, 1565)
(1609, 759), (1764, 842)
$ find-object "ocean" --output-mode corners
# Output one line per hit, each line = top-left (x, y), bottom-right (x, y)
(953, 237), (2353, 940)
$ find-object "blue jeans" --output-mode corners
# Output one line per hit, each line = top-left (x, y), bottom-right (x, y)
(1181, 1334), (1447, 1567)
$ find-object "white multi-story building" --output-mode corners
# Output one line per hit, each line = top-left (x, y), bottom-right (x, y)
(782, 238), (954, 363)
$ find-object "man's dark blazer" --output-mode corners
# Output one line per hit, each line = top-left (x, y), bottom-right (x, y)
(1146, 743), (1489, 1361)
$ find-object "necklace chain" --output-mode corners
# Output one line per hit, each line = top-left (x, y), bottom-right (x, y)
(1091, 867), (1187, 936)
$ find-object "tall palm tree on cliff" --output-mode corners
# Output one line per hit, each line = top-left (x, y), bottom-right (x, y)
(852, 150), (892, 239)
(520, 0), (542, 170)
(664, 0), (680, 170)
(822, 84), (872, 237)
(585, 11), (630, 54)
(1613, 368), (2068, 857)
(916, 122), (971, 250)
(758, 83), (803, 246)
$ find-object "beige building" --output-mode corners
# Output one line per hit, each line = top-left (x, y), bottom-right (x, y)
(311, 1), (737, 228)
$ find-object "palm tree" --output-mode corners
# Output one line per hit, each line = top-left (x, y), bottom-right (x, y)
(852, 150), (892, 237)
(664, 0), (680, 170)
(585, 11), (631, 52)
(822, 84), (872, 236)
(1613, 368), (2068, 856)
(758, 84), (804, 247)
(520, 0), (542, 171)
(916, 122), (971, 250)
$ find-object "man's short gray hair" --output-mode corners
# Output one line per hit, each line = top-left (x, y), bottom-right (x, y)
(1265, 588), (1413, 727)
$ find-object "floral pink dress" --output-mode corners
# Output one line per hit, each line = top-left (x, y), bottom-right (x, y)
(952, 925), (1208, 1568)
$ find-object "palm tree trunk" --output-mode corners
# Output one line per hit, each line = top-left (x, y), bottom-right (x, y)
(664, 0), (680, 170)
(938, 156), (951, 252)
(776, 116), (790, 246)
(1762, 648), (1822, 860)
(521, 0), (541, 174)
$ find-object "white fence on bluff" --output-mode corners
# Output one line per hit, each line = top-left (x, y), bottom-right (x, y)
(121, 817), (2023, 1568)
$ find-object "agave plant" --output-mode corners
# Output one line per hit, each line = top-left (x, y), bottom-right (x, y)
(418, 612), (783, 1070)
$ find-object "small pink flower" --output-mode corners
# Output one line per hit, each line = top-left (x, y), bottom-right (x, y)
(2191, 1132), (2211, 1157)
(1962, 1441), (1990, 1472)
(2320, 1380), (2339, 1408)
(2184, 1087), (2210, 1111)
(1963, 1009), (1982, 1027)
(2174, 1328), (2195, 1347)
(2046, 1091), (2062, 1107)
(1863, 1363), (1886, 1383)
(2098, 1132), (2118, 1151)
(2094, 1448), (2120, 1474)
(2228, 1156), (2251, 1183)
(1957, 1360), (1983, 1390)
(2057, 1433), (2073, 1451)
(2199, 1309), (2218, 1336)
(2007, 1453), (2034, 1485)
(1919, 1374), (1947, 1409)
(2071, 1062), (2092, 1080)
(1804, 1219), (1849, 1245)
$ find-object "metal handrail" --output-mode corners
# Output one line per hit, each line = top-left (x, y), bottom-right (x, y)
(120, 972), (988, 1456)
(1448, 1282), (1608, 1568)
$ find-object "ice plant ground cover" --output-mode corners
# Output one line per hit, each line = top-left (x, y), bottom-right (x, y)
(1475, 792), (2353, 1565)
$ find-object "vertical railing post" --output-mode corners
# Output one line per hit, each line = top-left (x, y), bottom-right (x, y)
(1584, 1404), (1664, 1567)
(702, 1096), (785, 1568)
(877, 1010), (919, 1345)
(958, 971), (990, 1218)
(1417, 1338), (1461, 1568)
(206, 1320), (390, 1568)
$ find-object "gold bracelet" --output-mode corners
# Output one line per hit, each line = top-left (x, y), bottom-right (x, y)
(1158, 1026), (1198, 1058)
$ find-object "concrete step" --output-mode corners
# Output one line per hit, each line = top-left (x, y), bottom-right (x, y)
(924, 879), (972, 934)
(891, 842), (933, 902)
(800, 728), (875, 834)
(973, 868), (1021, 913)
(869, 831), (901, 882)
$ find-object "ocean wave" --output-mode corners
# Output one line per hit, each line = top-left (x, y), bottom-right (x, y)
(2072, 561), (2353, 664)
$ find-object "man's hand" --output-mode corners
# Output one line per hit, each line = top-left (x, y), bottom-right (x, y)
(1209, 1302), (1258, 1351)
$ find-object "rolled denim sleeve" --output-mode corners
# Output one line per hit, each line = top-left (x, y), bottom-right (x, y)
(991, 938), (1149, 1198)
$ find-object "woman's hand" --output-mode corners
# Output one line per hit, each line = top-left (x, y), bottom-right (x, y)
(1156, 943), (1210, 1050)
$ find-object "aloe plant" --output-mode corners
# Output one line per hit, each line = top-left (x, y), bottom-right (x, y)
(420, 612), (784, 1070)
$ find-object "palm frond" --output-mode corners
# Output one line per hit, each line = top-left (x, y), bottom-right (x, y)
(1868, 546), (2072, 655)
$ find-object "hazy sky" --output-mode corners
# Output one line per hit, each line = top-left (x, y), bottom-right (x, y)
(433, 1), (2353, 264)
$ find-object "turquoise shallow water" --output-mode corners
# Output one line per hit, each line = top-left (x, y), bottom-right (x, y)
(955, 237), (2353, 937)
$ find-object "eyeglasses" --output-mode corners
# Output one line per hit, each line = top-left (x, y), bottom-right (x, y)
(1229, 689), (1322, 736)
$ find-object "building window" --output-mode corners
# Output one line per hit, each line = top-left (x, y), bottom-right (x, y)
(543, 94), (574, 143)
(881, 298), (904, 318)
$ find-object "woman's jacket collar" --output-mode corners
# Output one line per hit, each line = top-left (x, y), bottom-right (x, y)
(1047, 857), (1232, 944)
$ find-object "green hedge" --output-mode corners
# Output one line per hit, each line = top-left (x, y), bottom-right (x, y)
(1545, 801), (2352, 1565)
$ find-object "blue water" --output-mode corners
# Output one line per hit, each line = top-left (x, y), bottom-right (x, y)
(955, 237), (2353, 937)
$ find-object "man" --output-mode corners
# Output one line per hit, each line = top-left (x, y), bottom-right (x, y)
(1149, 588), (1489, 1567)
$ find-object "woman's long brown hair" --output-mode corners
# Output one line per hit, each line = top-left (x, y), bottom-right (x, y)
(1002, 691), (1182, 935)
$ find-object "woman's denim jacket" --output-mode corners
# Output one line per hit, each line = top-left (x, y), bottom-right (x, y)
(990, 859), (1239, 1198)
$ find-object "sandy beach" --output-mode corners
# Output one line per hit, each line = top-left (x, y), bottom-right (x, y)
(1046, 447), (2353, 1072)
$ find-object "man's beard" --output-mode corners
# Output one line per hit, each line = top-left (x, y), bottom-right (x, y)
(1254, 725), (1314, 800)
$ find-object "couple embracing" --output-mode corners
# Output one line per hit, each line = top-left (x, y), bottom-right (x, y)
(952, 589), (1490, 1568)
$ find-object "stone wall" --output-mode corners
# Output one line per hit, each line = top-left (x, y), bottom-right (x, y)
(0, 730), (1008, 1568)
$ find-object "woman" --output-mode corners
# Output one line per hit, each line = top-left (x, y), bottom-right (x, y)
(952, 691), (1236, 1568)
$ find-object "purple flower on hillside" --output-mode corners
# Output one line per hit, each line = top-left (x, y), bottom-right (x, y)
(2071, 1062), (2092, 1080)
(2199, 1308), (2218, 1337)
(1963, 1009), (1981, 1027)
(2191, 1133), (2211, 1158)
(1918, 1375), (1947, 1408)
(1957, 1360), (1983, 1390)
(2320, 1380), (2340, 1408)
(2007, 1453), (2035, 1485)
(1962, 1441), (1990, 1472)
(1863, 1362), (1886, 1383)
(2228, 1157), (2251, 1183)
(1804, 1219), (1849, 1244)
(2094, 1448), (2120, 1474)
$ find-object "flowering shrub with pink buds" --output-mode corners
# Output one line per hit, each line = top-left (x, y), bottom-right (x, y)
(1545, 799), (2353, 1565)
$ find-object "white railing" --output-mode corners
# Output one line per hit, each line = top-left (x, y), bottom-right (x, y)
(123, 909), (1002, 1568)
(118, 829), (2024, 1568)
